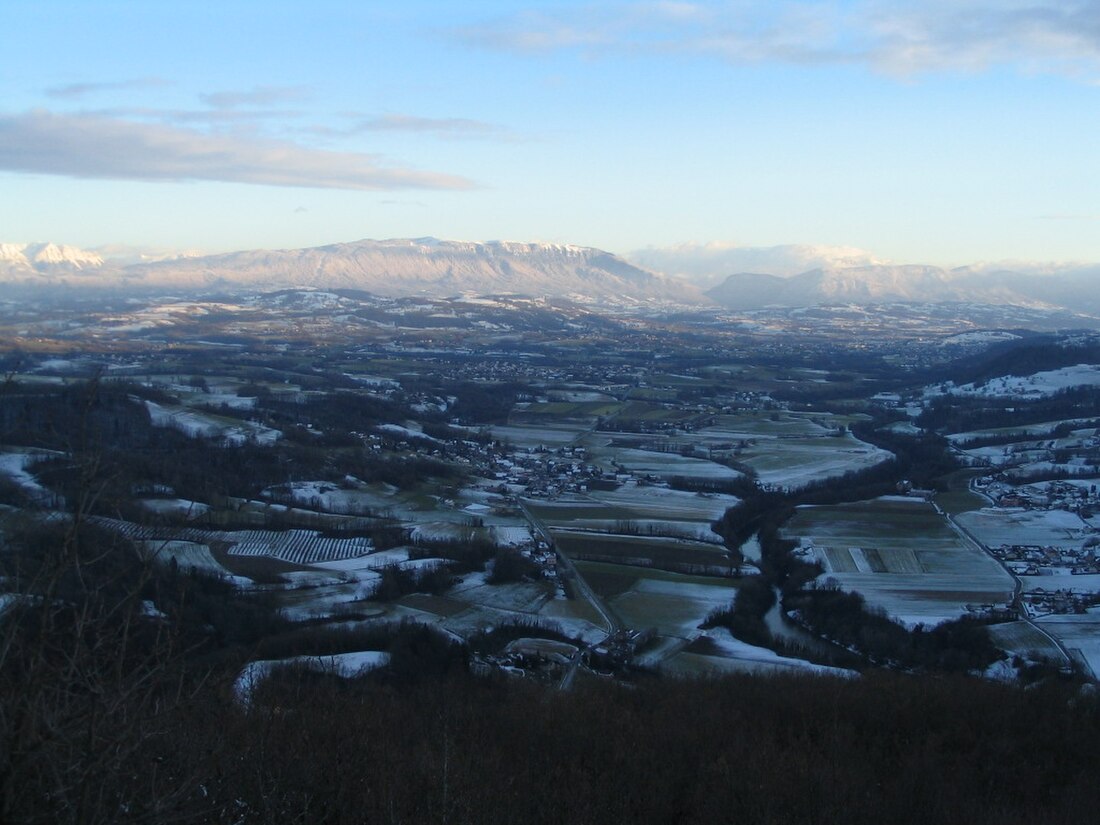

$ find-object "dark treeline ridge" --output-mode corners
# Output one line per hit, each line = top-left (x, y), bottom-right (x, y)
(944, 335), (1100, 385)
(917, 386), (1100, 434)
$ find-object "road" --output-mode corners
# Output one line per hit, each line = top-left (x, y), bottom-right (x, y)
(516, 498), (622, 689)
(936, 483), (1073, 669)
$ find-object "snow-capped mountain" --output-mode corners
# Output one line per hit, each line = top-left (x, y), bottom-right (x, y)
(706, 264), (1100, 315)
(3, 237), (1099, 317)
(0, 242), (104, 271)
(0, 237), (701, 305)
(627, 242), (888, 287)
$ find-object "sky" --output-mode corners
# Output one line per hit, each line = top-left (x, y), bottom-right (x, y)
(3, 0), (1100, 267)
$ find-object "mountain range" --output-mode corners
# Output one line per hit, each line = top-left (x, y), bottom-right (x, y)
(705, 264), (1100, 315)
(2, 237), (1099, 318)
(0, 238), (693, 306)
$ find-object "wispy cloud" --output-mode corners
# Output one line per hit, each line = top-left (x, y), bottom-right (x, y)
(351, 114), (507, 139)
(199, 85), (311, 109)
(44, 78), (170, 99)
(459, 1), (1100, 79)
(0, 110), (476, 191)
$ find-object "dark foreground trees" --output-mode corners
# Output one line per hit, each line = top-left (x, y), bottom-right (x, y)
(4, 612), (1100, 825)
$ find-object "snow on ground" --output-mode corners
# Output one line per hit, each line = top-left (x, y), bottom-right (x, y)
(262, 480), (384, 515)
(376, 423), (441, 443)
(940, 331), (1022, 346)
(138, 498), (211, 519)
(1035, 614), (1100, 678)
(310, 548), (410, 571)
(665, 628), (855, 678)
(235, 651), (390, 703)
(599, 448), (743, 482)
(588, 482), (738, 521)
(741, 434), (893, 490)
(490, 525), (534, 546)
(1019, 573), (1100, 594)
(0, 450), (57, 504)
(275, 577), (381, 622)
(927, 364), (1100, 400)
(956, 508), (1092, 549)
(144, 400), (281, 445)
(133, 540), (233, 578)
(608, 577), (737, 639)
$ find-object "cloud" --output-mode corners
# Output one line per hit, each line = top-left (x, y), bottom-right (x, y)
(44, 78), (170, 99)
(350, 114), (506, 139)
(627, 241), (888, 285)
(0, 110), (476, 191)
(199, 85), (311, 109)
(459, 1), (1100, 79)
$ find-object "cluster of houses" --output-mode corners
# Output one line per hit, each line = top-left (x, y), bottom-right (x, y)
(469, 637), (579, 682)
(976, 476), (1100, 512)
(1021, 588), (1100, 617)
(992, 543), (1100, 576)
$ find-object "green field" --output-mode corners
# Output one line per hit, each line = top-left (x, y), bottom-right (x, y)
(553, 530), (733, 570)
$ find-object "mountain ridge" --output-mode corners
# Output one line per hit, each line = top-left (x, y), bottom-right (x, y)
(2, 238), (1098, 315)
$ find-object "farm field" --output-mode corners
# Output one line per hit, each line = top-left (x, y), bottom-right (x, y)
(143, 400), (281, 445)
(1035, 614), (1100, 678)
(553, 530), (734, 572)
(576, 561), (737, 641)
(955, 508), (1093, 550)
(489, 423), (588, 448)
(736, 432), (892, 490)
(785, 497), (1015, 625)
(661, 628), (853, 678)
(585, 446), (743, 483)
(985, 621), (1068, 663)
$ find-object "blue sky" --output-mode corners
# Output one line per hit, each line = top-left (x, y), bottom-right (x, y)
(3, 1), (1100, 266)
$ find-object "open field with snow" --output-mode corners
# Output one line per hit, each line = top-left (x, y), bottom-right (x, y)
(577, 561), (737, 639)
(1035, 613), (1100, 678)
(661, 628), (853, 678)
(588, 447), (742, 483)
(144, 400), (280, 445)
(786, 497), (1015, 625)
(985, 621), (1067, 663)
(586, 483), (737, 522)
(488, 424), (589, 448)
(955, 508), (1093, 550)
(929, 364), (1100, 400)
(736, 433), (892, 489)
(0, 448), (60, 505)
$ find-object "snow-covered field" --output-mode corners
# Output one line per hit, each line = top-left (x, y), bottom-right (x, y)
(235, 651), (390, 703)
(927, 364), (1100, 400)
(662, 628), (854, 678)
(1035, 613), (1100, 678)
(594, 448), (742, 482)
(138, 498), (211, 519)
(133, 539), (230, 577)
(608, 577), (737, 638)
(788, 498), (1015, 626)
(0, 449), (58, 504)
(144, 400), (281, 445)
(738, 433), (892, 490)
(587, 482), (737, 522)
(955, 508), (1093, 550)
